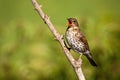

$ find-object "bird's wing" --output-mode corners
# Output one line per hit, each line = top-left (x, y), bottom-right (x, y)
(75, 30), (90, 51)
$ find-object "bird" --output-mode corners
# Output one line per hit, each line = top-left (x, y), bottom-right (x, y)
(65, 18), (97, 67)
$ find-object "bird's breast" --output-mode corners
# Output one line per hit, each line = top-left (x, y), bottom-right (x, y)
(65, 28), (85, 53)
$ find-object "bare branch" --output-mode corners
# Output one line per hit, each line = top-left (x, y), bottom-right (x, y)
(31, 0), (85, 80)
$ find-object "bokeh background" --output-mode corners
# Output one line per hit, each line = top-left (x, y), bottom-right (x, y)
(0, 0), (120, 80)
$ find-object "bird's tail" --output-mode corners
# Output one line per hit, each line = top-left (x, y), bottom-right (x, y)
(85, 53), (97, 67)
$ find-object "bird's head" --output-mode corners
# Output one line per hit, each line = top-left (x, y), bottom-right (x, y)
(67, 18), (79, 27)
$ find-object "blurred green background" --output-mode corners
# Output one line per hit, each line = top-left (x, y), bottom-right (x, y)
(0, 0), (120, 80)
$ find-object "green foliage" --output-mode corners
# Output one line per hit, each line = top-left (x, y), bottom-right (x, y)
(0, 0), (120, 80)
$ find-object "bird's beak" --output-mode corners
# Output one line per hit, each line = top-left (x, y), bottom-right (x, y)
(67, 18), (72, 26)
(66, 22), (71, 27)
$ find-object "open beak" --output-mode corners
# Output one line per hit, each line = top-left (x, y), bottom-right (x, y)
(67, 22), (71, 26)
(67, 19), (72, 26)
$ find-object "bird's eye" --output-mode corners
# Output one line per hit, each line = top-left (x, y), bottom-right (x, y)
(73, 20), (76, 22)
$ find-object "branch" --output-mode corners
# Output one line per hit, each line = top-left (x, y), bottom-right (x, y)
(31, 0), (85, 80)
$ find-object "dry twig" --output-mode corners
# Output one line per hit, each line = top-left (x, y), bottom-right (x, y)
(31, 0), (85, 80)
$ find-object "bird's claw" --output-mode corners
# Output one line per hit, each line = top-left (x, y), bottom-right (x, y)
(61, 35), (64, 39)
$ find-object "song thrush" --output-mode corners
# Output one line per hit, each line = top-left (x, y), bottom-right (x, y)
(65, 18), (97, 66)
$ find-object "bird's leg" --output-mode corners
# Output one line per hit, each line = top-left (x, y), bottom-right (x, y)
(79, 54), (83, 58)
(62, 35), (71, 51)
(77, 54), (83, 66)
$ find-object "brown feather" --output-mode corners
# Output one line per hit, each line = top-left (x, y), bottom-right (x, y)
(66, 18), (97, 66)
